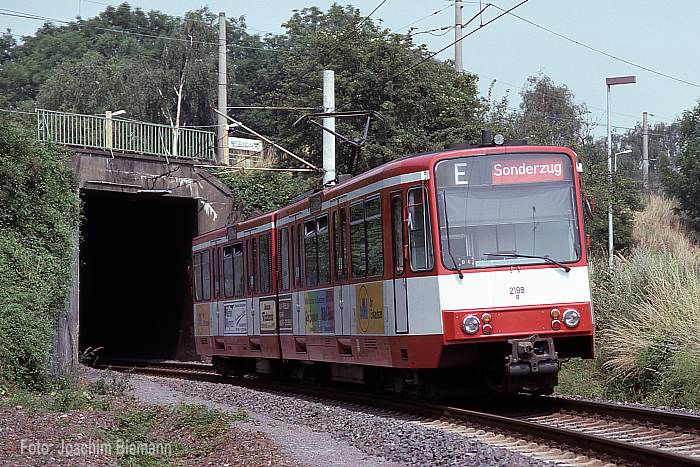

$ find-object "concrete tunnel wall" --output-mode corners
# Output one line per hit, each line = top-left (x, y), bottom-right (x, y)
(52, 149), (233, 375)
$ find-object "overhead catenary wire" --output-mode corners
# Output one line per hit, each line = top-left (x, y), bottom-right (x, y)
(390, 0), (529, 81)
(489, 2), (700, 89)
(393, 3), (455, 33)
(0, 8), (284, 52)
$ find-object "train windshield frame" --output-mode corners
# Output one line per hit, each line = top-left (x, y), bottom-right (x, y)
(434, 152), (581, 271)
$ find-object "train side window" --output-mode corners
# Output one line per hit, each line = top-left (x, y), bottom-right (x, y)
(260, 233), (271, 294)
(250, 238), (257, 292)
(193, 252), (203, 301)
(350, 202), (366, 279)
(223, 246), (234, 297)
(304, 219), (317, 287)
(407, 186), (435, 271)
(213, 248), (221, 298)
(331, 211), (338, 280)
(290, 224), (296, 288)
(391, 194), (405, 275)
(296, 223), (303, 287)
(365, 196), (383, 277)
(233, 243), (244, 296)
(280, 227), (290, 291)
(201, 250), (211, 300)
(339, 207), (347, 279)
(317, 215), (330, 284)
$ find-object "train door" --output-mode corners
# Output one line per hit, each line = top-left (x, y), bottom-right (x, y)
(332, 205), (350, 335)
(278, 226), (293, 337)
(212, 246), (223, 336)
(391, 192), (409, 333)
(293, 220), (306, 336)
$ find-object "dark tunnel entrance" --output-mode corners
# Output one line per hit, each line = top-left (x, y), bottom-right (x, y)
(79, 189), (198, 360)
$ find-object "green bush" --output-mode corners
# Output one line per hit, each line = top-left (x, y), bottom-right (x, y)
(217, 170), (316, 219)
(560, 196), (700, 409)
(0, 121), (79, 389)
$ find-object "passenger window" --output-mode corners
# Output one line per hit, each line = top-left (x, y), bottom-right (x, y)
(223, 246), (234, 297)
(391, 194), (405, 275)
(260, 233), (271, 293)
(233, 243), (244, 296)
(331, 211), (338, 279)
(280, 227), (290, 291)
(250, 239), (257, 292)
(365, 197), (383, 277)
(317, 215), (330, 284)
(296, 223), (303, 287)
(304, 219), (317, 286)
(407, 187), (435, 271)
(350, 202), (365, 279)
(201, 250), (211, 300)
(193, 252), (203, 301)
(338, 207), (347, 279)
(213, 248), (221, 298)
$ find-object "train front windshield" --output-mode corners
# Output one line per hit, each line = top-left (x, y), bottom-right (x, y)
(434, 153), (581, 270)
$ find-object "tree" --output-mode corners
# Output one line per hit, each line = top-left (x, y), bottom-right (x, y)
(501, 74), (641, 253)
(36, 52), (163, 122)
(230, 5), (482, 175)
(662, 100), (700, 225)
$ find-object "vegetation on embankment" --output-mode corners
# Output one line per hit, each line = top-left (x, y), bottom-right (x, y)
(0, 121), (79, 390)
(559, 195), (700, 409)
(217, 170), (317, 219)
(0, 372), (278, 466)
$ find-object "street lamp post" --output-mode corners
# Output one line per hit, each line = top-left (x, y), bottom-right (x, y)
(614, 149), (632, 172)
(606, 75), (636, 271)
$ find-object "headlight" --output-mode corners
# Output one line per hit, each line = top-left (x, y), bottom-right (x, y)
(563, 309), (580, 328)
(462, 315), (480, 335)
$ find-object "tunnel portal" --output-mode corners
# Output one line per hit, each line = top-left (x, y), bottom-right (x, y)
(79, 189), (199, 359)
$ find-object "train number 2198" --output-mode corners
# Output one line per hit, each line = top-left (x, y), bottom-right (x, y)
(510, 286), (525, 299)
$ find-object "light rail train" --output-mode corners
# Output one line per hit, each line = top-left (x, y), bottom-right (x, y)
(191, 137), (594, 395)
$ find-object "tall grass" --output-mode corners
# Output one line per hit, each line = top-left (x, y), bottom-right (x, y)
(561, 195), (700, 408)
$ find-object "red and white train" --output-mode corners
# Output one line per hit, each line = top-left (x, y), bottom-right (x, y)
(192, 140), (594, 395)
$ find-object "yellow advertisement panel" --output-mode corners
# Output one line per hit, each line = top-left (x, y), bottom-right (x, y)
(194, 303), (211, 336)
(356, 282), (384, 334)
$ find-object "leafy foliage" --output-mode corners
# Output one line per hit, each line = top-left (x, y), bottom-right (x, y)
(217, 171), (316, 219)
(486, 73), (641, 252)
(661, 100), (700, 226)
(0, 121), (79, 389)
(559, 196), (700, 409)
(2, 4), (482, 174)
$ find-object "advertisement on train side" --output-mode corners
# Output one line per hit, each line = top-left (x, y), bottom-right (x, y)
(356, 282), (384, 334)
(223, 301), (247, 335)
(260, 298), (277, 334)
(194, 303), (211, 336)
(278, 295), (294, 333)
(305, 289), (335, 333)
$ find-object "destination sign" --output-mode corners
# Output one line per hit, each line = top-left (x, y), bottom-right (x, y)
(436, 153), (571, 189)
(491, 157), (564, 185)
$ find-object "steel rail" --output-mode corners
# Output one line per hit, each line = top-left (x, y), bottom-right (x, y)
(538, 395), (700, 432)
(94, 359), (700, 466)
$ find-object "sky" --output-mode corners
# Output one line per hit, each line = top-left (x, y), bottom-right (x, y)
(3, 0), (700, 138)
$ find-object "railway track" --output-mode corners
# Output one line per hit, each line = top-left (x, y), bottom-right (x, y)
(94, 358), (700, 466)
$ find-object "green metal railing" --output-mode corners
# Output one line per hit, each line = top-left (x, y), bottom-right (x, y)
(36, 109), (216, 161)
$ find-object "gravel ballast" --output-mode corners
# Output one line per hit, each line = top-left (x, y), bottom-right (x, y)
(112, 368), (546, 466)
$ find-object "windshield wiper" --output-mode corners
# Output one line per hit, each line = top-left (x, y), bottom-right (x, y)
(442, 193), (463, 279)
(485, 252), (571, 273)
